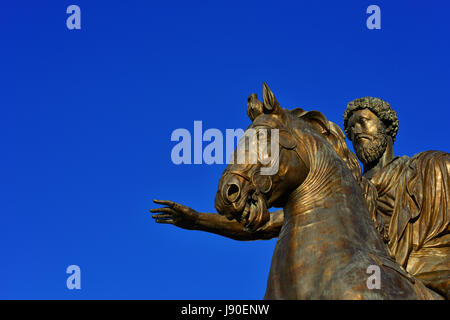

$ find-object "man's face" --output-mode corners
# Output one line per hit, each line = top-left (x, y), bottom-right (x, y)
(347, 108), (388, 166)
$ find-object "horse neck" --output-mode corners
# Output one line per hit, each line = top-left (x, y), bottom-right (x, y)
(283, 134), (387, 253)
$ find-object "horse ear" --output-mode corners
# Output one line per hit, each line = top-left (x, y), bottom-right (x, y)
(301, 110), (330, 134)
(247, 93), (264, 121)
(262, 82), (282, 114)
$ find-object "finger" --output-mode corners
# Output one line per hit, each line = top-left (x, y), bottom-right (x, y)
(150, 207), (176, 214)
(152, 213), (172, 219)
(153, 199), (177, 208)
(155, 218), (175, 225)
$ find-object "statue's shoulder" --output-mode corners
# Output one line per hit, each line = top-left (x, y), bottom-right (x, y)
(410, 150), (450, 167)
(412, 150), (449, 159)
(374, 151), (449, 187)
(402, 151), (450, 186)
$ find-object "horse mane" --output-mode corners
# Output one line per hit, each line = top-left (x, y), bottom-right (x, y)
(289, 107), (363, 184)
(326, 122), (363, 183)
(289, 107), (383, 233)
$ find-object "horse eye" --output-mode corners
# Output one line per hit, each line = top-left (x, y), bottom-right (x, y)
(258, 130), (267, 138)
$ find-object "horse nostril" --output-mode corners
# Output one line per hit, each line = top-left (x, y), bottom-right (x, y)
(226, 183), (240, 202)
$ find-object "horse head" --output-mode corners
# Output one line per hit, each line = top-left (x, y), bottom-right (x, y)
(214, 83), (360, 232)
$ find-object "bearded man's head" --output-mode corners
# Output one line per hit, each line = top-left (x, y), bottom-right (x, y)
(343, 97), (398, 166)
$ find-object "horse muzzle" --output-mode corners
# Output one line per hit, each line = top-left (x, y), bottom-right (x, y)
(215, 173), (270, 232)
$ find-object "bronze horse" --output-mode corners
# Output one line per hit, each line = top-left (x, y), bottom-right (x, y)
(214, 83), (439, 299)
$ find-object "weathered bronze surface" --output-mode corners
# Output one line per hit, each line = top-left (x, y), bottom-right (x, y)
(344, 98), (449, 298)
(151, 84), (449, 299)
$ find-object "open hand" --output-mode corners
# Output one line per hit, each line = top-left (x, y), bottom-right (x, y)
(150, 199), (199, 230)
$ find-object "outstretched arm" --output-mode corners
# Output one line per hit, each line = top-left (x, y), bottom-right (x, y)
(151, 199), (283, 241)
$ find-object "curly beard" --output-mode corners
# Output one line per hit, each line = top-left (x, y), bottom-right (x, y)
(354, 129), (388, 167)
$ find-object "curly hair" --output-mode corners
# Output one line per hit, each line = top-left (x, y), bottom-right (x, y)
(343, 97), (399, 142)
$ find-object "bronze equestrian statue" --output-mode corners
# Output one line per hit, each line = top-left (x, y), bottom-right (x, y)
(151, 83), (449, 299)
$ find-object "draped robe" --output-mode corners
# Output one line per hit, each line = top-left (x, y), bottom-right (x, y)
(364, 151), (449, 298)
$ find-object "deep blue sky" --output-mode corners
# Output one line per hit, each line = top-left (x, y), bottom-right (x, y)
(1, 1), (449, 299)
